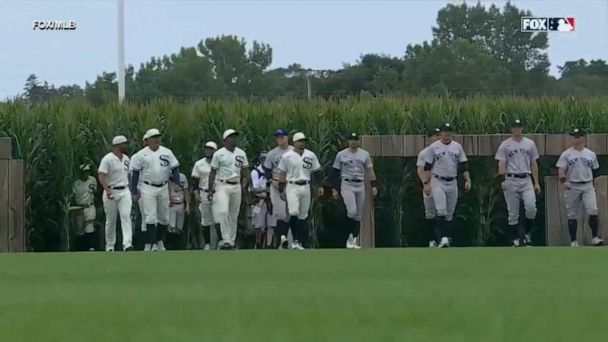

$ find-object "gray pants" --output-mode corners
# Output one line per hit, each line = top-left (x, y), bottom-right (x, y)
(430, 177), (458, 221)
(423, 193), (436, 219)
(565, 182), (598, 219)
(341, 180), (365, 221)
(503, 177), (537, 225)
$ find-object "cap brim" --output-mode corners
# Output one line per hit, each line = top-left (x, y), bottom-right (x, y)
(294, 138), (308, 142)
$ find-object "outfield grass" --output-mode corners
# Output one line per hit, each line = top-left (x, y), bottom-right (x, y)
(1, 248), (607, 341)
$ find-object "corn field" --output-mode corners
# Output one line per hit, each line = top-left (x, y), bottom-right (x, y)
(1, 96), (608, 251)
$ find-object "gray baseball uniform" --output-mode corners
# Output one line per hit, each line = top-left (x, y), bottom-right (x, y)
(264, 145), (293, 222)
(417, 146), (436, 220)
(423, 140), (467, 221)
(495, 137), (539, 225)
(332, 148), (373, 221)
(556, 147), (599, 219)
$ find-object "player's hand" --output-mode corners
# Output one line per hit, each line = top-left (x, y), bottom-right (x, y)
(207, 189), (214, 201)
(464, 180), (472, 192)
(423, 183), (431, 195)
(501, 181), (507, 191)
(106, 189), (114, 200)
(280, 191), (287, 202)
(185, 205), (190, 214)
(534, 183), (541, 194)
(194, 191), (201, 202)
(331, 188), (340, 200)
(372, 186), (378, 197)
(563, 181), (571, 190)
(317, 187), (324, 197)
(132, 192), (140, 201)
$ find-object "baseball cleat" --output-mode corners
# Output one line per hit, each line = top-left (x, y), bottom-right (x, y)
(151, 244), (158, 252)
(570, 241), (580, 247)
(591, 237), (604, 246)
(88, 248), (95, 251)
(512, 239), (521, 247)
(203, 244), (211, 251)
(124, 246), (134, 252)
(429, 241), (437, 248)
(438, 237), (450, 248)
(350, 237), (362, 249)
(144, 244), (151, 252)
(293, 242), (305, 250)
(220, 242), (232, 250)
(156, 241), (166, 251)
(279, 235), (289, 249)
(106, 248), (114, 252)
(524, 233), (532, 245)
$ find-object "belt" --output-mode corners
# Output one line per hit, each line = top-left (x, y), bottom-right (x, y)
(506, 173), (529, 179)
(344, 179), (363, 183)
(219, 179), (239, 185)
(171, 201), (184, 205)
(434, 175), (455, 182)
(289, 180), (310, 186)
(109, 186), (126, 190)
(571, 181), (592, 184)
(144, 181), (167, 187)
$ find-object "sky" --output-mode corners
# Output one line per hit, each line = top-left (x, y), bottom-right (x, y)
(0, 0), (606, 99)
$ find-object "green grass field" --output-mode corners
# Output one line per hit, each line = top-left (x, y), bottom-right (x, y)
(1, 248), (607, 341)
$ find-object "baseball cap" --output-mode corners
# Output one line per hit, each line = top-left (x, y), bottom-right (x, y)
(292, 132), (307, 142)
(511, 119), (523, 128)
(347, 132), (358, 140)
(259, 151), (268, 158)
(204, 141), (218, 150)
(112, 135), (128, 145)
(145, 128), (161, 138)
(439, 123), (453, 132)
(79, 164), (91, 171)
(426, 127), (441, 137)
(223, 129), (238, 140)
(570, 128), (585, 137)
(274, 129), (288, 136)
(142, 133), (148, 142)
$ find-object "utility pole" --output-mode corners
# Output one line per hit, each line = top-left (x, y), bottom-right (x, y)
(117, 0), (125, 102)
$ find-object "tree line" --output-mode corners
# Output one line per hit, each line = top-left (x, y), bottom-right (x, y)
(19, 2), (608, 104)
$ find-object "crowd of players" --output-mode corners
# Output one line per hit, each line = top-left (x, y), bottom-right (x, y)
(71, 120), (604, 251)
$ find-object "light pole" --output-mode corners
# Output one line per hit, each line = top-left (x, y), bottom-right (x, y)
(117, 0), (125, 102)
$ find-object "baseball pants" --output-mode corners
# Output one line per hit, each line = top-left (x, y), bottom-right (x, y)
(138, 196), (146, 231)
(103, 188), (133, 250)
(430, 177), (458, 221)
(76, 206), (96, 235)
(169, 203), (185, 233)
(252, 199), (277, 229)
(565, 182), (598, 219)
(199, 195), (215, 227)
(140, 183), (170, 227)
(270, 183), (288, 222)
(341, 180), (365, 221)
(503, 177), (537, 225)
(422, 193), (436, 220)
(286, 183), (311, 220)
(212, 182), (242, 246)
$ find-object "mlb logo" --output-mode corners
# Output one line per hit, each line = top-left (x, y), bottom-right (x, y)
(521, 17), (548, 32)
(548, 17), (575, 32)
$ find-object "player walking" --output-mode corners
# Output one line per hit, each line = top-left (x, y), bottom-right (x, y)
(330, 133), (378, 249)
(556, 128), (603, 247)
(251, 152), (276, 249)
(72, 164), (97, 251)
(130, 128), (180, 252)
(167, 172), (190, 249)
(207, 129), (250, 250)
(98, 135), (133, 252)
(192, 141), (220, 250)
(421, 123), (471, 248)
(263, 129), (294, 249)
(495, 119), (541, 247)
(416, 128), (441, 247)
(277, 132), (322, 250)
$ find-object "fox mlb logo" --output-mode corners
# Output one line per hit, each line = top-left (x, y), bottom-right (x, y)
(521, 17), (575, 32)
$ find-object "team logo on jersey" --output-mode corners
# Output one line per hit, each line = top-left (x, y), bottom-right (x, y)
(235, 156), (245, 168)
(303, 157), (313, 169)
(88, 183), (96, 193)
(123, 159), (129, 171)
(159, 155), (170, 167)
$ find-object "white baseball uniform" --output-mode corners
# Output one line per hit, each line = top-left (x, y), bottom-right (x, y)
(192, 157), (214, 227)
(278, 149), (321, 220)
(556, 147), (600, 219)
(98, 152), (132, 250)
(72, 176), (97, 234)
(264, 145), (293, 222)
(168, 173), (188, 233)
(130, 149), (150, 232)
(210, 147), (249, 246)
(332, 148), (372, 221)
(251, 165), (276, 229)
(416, 146), (436, 220)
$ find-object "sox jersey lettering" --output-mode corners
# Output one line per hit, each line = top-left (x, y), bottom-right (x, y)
(556, 148), (599, 183)
(423, 140), (467, 178)
(73, 176), (97, 206)
(495, 137), (539, 174)
(210, 147), (249, 182)
(98, 152), (130, 187)
(130, 146), (179, 184)
(278, 149), (321, 181)
(191, 158), (213, 190)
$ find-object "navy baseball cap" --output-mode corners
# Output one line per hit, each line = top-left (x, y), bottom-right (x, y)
(439, 123), (453, 132)
(347, 133), (358, 140)
(274, 129), (288, 136)
(511, 119), (523, 128)
(426, 127), (441, 137)
(570, 128), (585, 137)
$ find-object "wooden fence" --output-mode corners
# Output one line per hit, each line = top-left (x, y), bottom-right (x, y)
(359, 134), (608, 248)
(0, 138), (25, 252)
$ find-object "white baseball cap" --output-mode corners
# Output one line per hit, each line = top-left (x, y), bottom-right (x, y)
(142, 132), (148, 142)
(146, 128), (161, 138)
(112, 135), (128, 145)
(292, 132), (307, 142)
(204, 141), (218, 150)
(223, 129), (238, 140)
(79, 164), (91, 171)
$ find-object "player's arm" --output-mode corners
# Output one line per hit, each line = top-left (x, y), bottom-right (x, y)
(263, 157), (273, 187)
(311, 156), (323, 197)
(365, 153), (378, 196)
(531, 159), (540, 188)
(184, 186), (191, 213)
(592, 154), (600, 188)
(191, 176), (200, 202)
(458, 146), (471, 192)
(495, 143), (506, 176)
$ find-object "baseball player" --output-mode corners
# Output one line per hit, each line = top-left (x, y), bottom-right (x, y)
(192, 141), (220, 250)
(251, 152), (276, 249)
(421, 123), (471, 248)
(277, 132), (322, 250)
(416, 128), (441, 247)
(263, 129), (294, 249)
(167, 172), (190, 249)
(130, 133), (152, 249)
(495, 119), (541, 247)
(72, 164), (97, 251)
(98, 135), (133, 252)
(130, 128), (180, 252)
(330, 133), (378, 249)
(556, 128), (604, 247)
(207, 129), (250, 250)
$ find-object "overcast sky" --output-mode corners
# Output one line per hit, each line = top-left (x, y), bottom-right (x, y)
(0, 0), (606, 99)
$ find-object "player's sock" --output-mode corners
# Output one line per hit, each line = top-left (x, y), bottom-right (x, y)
(508, 224), (519, 243)
(147, 224), (157, 244)
(214, 225), (223, 242)
(298, 219), (307, 246)
(568, 219), (578, 242)
(445, 219), (453, 238)
(436, 216), (446, 237)
(278, 220), (288, 237)
(430, 218), (441, 243)
(202, 226), (211, 245)
(524, 218), (534, 235)
(157, 224), (168, 243)
(589, 215), (599, 238)
(352, 219), (361, 238)
(289, 216), (300, 242)
(86, 232), (96, 251)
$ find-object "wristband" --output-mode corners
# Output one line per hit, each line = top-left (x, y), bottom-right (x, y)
(559, 177), (567, 184)
(423, 181), (429, 185)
